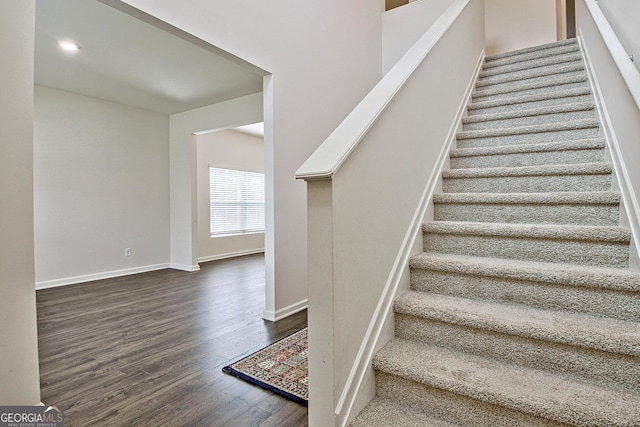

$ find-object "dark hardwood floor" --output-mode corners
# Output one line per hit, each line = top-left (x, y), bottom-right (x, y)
(36, 254), (308, 426)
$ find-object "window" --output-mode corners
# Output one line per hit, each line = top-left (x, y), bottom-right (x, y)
(209, 167), (265, 237)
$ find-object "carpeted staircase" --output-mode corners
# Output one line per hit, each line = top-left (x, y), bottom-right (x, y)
(350, 39), (640, 426)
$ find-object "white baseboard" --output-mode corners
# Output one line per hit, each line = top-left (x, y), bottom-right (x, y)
(36, 263), (170, 290)
(198, 248), (265, 264)
(169, 263), (201, 272)
(262, 298), (308, 322)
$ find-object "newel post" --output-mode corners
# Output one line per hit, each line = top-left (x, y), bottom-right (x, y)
(305, 178), (339, 427)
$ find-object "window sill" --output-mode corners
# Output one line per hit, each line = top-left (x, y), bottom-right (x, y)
(210, 231), (265, 239)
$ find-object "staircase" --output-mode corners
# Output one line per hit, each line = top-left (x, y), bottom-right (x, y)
(350, 39), (640, 426)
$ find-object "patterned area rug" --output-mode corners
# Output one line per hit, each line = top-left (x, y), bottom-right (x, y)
(222, 328), (308, 406)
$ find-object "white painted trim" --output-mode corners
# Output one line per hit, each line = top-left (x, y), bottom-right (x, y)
(262, 298), (308, 322)
(169, 263), (201, 272)
(334, 49), (486, 427)
(583, 0), (640, 110)
(295, 0), (471, 181)
(198, 249), (265, 264)
(578, 32), (640, 269)
(36, 263), (170, 289)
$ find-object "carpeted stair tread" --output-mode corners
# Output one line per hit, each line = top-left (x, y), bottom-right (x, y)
(393, 291), (640, 356)
(442, 162), (612, 179)
(433, 191), (619, 206)
(478, 59), (583, 86)
(462, 102), (595, 126)
(373, 338), (640, 426)
(472, 73), (588, 101)
(450, 138), (605, 158)
(462, 105), (595, 131)
(423, 220), (630, 243)
(482, 44), (580, 70)
(433, 192), (619, 226)
(449, 139), (606, 169)
(479, 53), (583, 79)
(475, 63), (586, 90)
(423, 221), (629, 268)
(442, 165), (612, 194)
(484, 38), (578, 63)
(466, 87), (592, 116)
(394, 304), (640, 393)
(409, 252), (640, 293)
(349, 398), (458, 427)
(409, 253), (640, 322)
(456, 118), (599, 140)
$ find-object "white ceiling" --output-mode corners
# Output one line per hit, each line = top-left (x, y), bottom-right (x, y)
(35, 0), (264, 115)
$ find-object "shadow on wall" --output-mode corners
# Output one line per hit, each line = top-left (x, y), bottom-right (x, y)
(386, 0), (410, 11)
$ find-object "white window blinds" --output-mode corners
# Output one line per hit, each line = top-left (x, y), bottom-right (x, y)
(209, 167), (265, 236)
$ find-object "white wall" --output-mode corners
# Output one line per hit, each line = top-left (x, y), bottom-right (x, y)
(382, 0), (455, 74)
(119, 0), (384, 321)
(596, 0), (640, 73)
(0, 0), (41, 405)
(196, 129), (264, 262)
(34, 86), (170, 288)
(485, 0), (557, 55)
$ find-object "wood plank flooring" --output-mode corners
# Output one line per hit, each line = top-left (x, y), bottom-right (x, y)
(36, 254), (308, 426)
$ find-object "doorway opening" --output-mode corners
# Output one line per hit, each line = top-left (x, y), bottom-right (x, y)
(33, 0), (274, 319)
(195, 123), (266, 264)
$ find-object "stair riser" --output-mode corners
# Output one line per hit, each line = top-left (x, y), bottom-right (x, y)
(410, 268), (640, 322)
(395, 314), (640, 392)
(479, 58), (583, 81)
(462, 109), (595, 131)
(422, 231), (629, 267)
(442, 174), (612, 194)
(476, 69), (586, 92)
(375, 372), (565, 427)
(450, 148), (604, 169)
(467, 93), (592, 116)
(472, 80), (588, 103)
(433, 202), (619, 227)
(484, 46), (580, 69)
(457, 127), (599, 149)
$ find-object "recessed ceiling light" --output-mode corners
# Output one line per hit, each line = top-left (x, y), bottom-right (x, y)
(58, 40), (81, 51)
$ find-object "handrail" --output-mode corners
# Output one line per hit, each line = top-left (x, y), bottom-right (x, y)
(585, 0), (640, 111)
(295, 0), (471, 181)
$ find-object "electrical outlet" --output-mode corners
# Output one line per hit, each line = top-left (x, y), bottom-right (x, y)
(124, 248), (131, 257)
